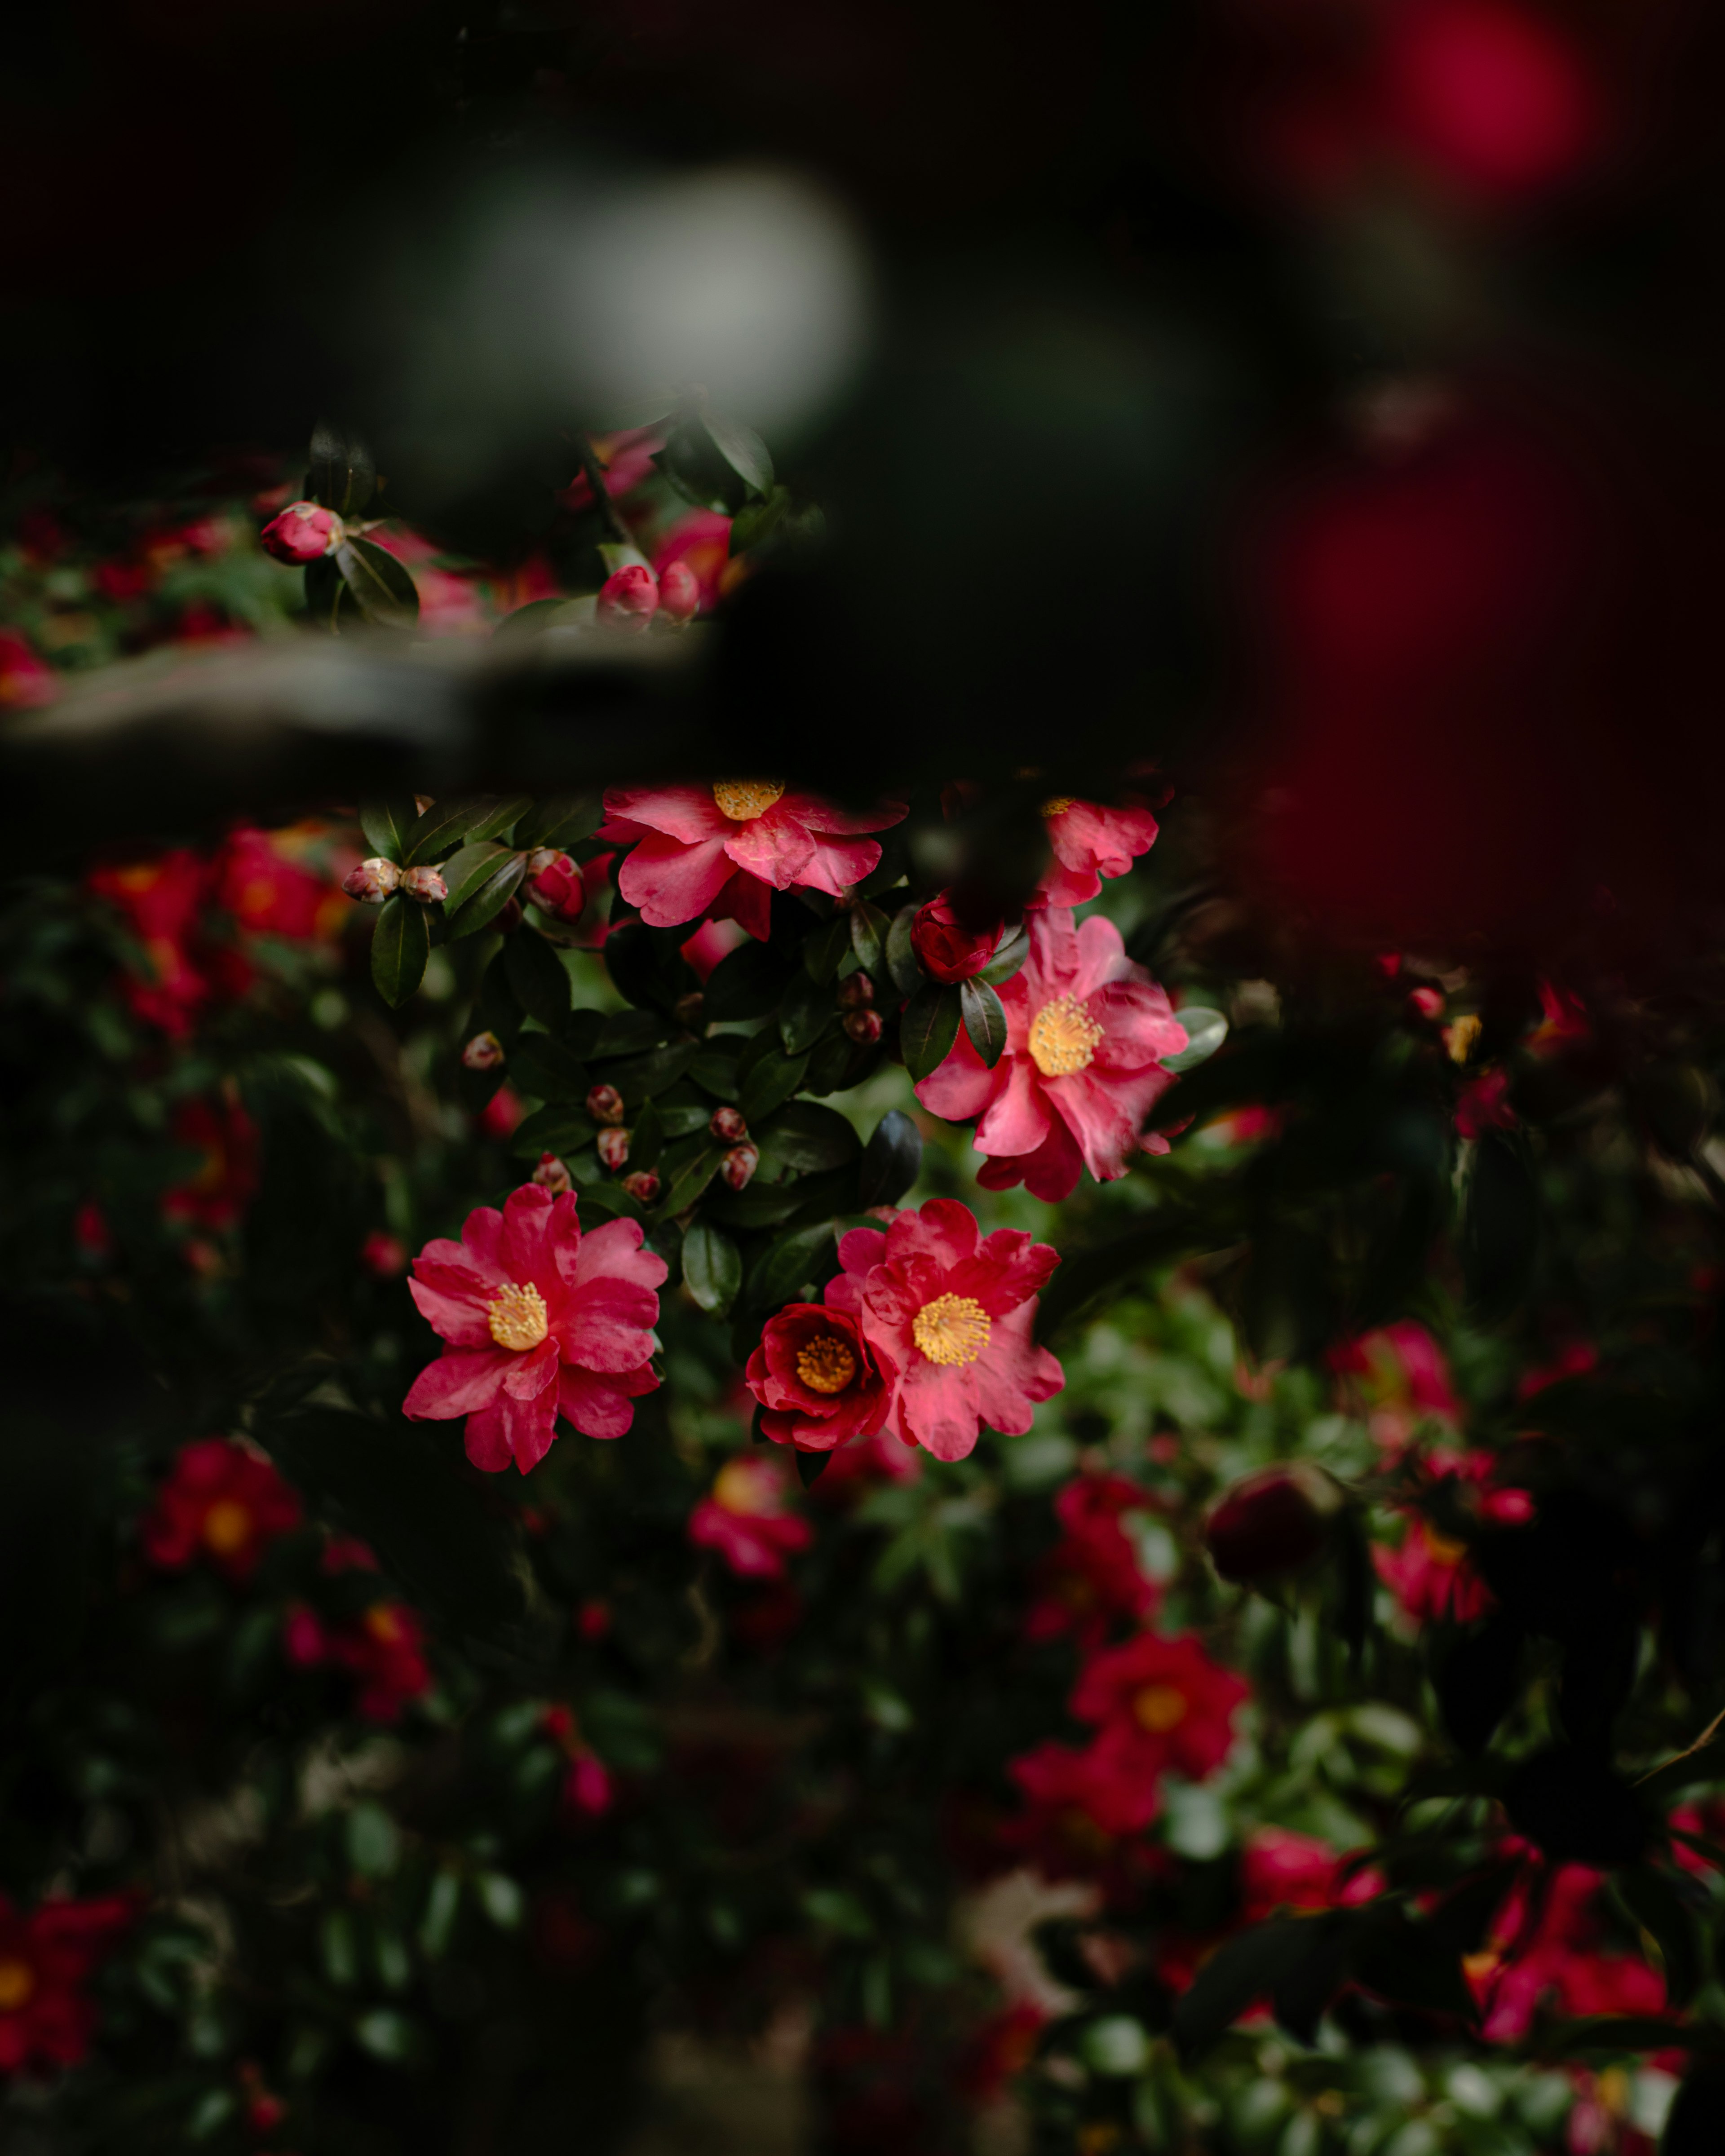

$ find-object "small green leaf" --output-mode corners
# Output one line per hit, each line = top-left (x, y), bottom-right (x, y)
(1163, 1008), (1227, 1074)
(975, 923), (1029, 987)
(858, 1109), (922, 1209)
(885, 906), (923, 997)
(359, 798), (417, 862)
(335, 537), (420, 628)
(753, 1100), (861, 1175)
(703, 408), (774, 498)
(464, 796), (535, 843)
(657, 1141), (722, 1218)
(371, 894), (430, 1009)
(309, 420), (376, 516)
(804, 912), (852, 983)
(321, 1907), (361, 1989)
(745, 1223), (836, 1316)
(441, 840), (515, 916)
(740, 1048), (810, 1126)
(850, 901), (889, 978)
(346, 1802), (401, 1879)
(780, 973), (834, 1056)
(419, 1870), (461, 1959)
(444, 856), (527, 941)
(960, 978), (1008, 1067)
(503, 931), (570, 1030)
(901, 982), (962, 1084)
(404, 798), (508, 868)
(683, 1222), (742, 1315)
(794, 1449), (830, 1489)
(515, 794), (603, 851)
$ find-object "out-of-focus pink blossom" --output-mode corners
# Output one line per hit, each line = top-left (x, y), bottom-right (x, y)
(688, 1455), (813, 1581)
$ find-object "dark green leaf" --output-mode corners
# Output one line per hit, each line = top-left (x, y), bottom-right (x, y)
(1617, 1865), (1702, 2009)
(703, 408), (774, 497)
(605, 1040), (699, 1105)
(503, 932), (570, 1031)
(1502, 1747), (1651, 1867)
(593, 1008), (675, 1057)
(740, 1048), (811, 1126)
(404, 797), (510, 868)
(1662, 2062), (1725, 2152)
(1349, 1909), (1475, 2023)
(441, 840), (515, 916)
(508, 1105), (596, 1158)
(444, 856), (527, 941)
(745, 1223), (836, 1316)
(960, 977), (1008, 1067)
(850, 901), (889, 979)
(885, 906), (923, 997)
(1034, 1205), (1217, 1335)
(346, 1803), (401, 1880)
(359, 798), (417, 862)
(1271, 1911), (1363, 2046)
(705, 939), (796, 1022)
(859, 1109), (922, 1209)
(371, 894), (429, 1008)
(683, 1222), (743, 1315)
(795, 1449), (831, 1489)
(780, 973), (835, 1056)
(975, 923), (1029, 987)
(657, 1140), (722, 1217)
(753, 1100), (862, 1176)
(691, 1044), (743, 1101)
(308, 420), (376, 515)
(419, 1872), (462, 1959)
(336, 537), (420, 628)
(804, 912), (853, 984)
(900, 982), (962, 1085)
(354, 2010), (424, 2065)
(507, 1034), (588, 1104)
(600, 921), (676, 1012)
(1172, 1920), (1316, 2059)
(464, 796), (535, 843)
(515, 794), (603, 851)
(629, 1098), (664, 1174)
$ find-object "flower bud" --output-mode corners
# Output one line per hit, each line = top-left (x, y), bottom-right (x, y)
(359, 1229), (407, 1277)
(587, 1083), (625, 1126)
(596, 564), (659, 632)
(597, 1127), (631, 1171)
(343, 857), (400, 904)
(844, 1009), (884, 1045)
(259, 500), (342, 565)
(413, 795), (434, 816)
(911, 890), (1007, 984)
(710, 1105), (749, 1143)
(531, 1151), (573, 1193)
(525, 848), (561, 876)
(658, 559), (700, 624)
(530, 853), (583, 921)
(400, 865), (447, 904)
(462, 1031), (505, 1072)
(1205, 1463), (1344, 1586)
(838, 972), (875, 1009)
(721, 1142), (759, 1191)
(621, 1169), (660, 1204)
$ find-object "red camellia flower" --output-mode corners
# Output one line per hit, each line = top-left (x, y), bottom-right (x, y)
(285, 1599), (432, 1723)
(909, 891), (1011, 985)
(140, 1437), (302, 1584)
(595, 563), (659, 631)
(161, 1097), (260, 1231)
(1472, 1858), (1665, 2041)
(86, 849), (212, 1036)
(1070, 1631), (1250, 1785)
(1006, 1728), (1163, 1885)
(835, 1199), (1064, 1462)
(687, 1455), (814, 1581)
(744, 1298), (892, 1453)
(1024, 1473), (1158, 1648)
(259, 500), (341, 565)
(916, 910), (1188, 1202)
(602, 782), (907, 941)
(403, 1184), (665, 1473)
(0, 629), (58, 711)
(1240, 1828), (1383, 1923)
(212, 826), (344, 941)
(1030, 797), (1161, 910)
(1206, 1462), (1341, 1586)
(0, 1893), (136, 2076)
(1373, 1449), (1534, 1627)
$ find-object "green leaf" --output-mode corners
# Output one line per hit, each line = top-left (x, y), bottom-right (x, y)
(629, 1097), (665, 1174)
(354, 2010), (424, 2064)
(1163, 1007), (1228, 1074)
(464, 795), (535, 843)
(503, 932), (570, 1031)
(691, 1043), (743, 1101)
(441, 840), (515, 916)
(794, 1449), (830, 1489)
(657, 1140), (723, 1218)
(345, 1802), (401, 1879)
(507, 1034), (588, 1104)
(419, 1871), (462, 1959)
(593, 1008), (674, 1057)
(901, 982), (962, 1084)
(309, 419), (376, 515)
(745, 1223), (836, 1316)
(321, 1907), (361, 1989)
(740, 1047), (810, 1126)
(404, 797), (509, 868)
(508, 1105), (596, 1158)
(780, 973), (834, 1055)
(476, 1872), (524, 1931)
(1617, 1864), (1702, 2009)
(605, 1040), (700, 1105)
(371, 894), (429, 1009)
(975, 923), (1029, 986)
(885, 906), (923, 996)
(730, 485), (792, 556)
(704, 940), (795, 1022)
(703, 408), (774, 498)
(858, 1110), (923, 1210)
(1462, 1132), (1540, 1320)
(1172, 1920), (1317, 2059)
(359, 798), (417, 862)
(960, 978), (1008, 1067)
(335, 537), (420, 628)
(753, 1100), (862, 1176)
(443, 855), (527, 941)
(850, 901), (890, 978)
(683, 1222), (743, 1315)
(804, 912), (853, 983)
(515, 794), (602, 851)
(1034, 1205), (1217, 1335)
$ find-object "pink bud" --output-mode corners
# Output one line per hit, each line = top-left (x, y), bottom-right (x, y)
(530, 853), (583, 921)
(532, 1152), (573, 1194)
(710, 1105), (748, 1143)
(463, 1031), (505, 1072)
(359, 1230), (408, 1277)
(596, 564), (659, 632)
(587, 1084), (625, 1126)
(525, 848), (561, 876)
(597, 1127), (631, 1171)
(343, 857), (400, 904)
(260, 501), (342, 566)
(658, 559), (700, 624)
(721, 1143), (759, 1191)
(400, 865), (447, 903)
(844, 1009), (884, 1045)
(1408, 985), (1445, 1020)
(621, 1169), (660, 1204)
(838, 973), (875, 1009)
(1206, 1464), (1343, 1586)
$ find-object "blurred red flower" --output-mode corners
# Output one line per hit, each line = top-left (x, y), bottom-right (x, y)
(140, 1437), (301, 1584)
(0, 1893), (136, 2076)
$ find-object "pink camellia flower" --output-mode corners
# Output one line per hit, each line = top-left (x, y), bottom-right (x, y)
(1240, 1828), (1383, 1922)
(1031, 797), (1161, 909)
(0, 1892), (137, 2076)
(910, 891), (1012, 984)
(0, 630), (58, 710)
(1024, 1473), (1158, 1648)
(602, 783), (907, 941)
(1070, 1631), (1251, 1785)
(744, 1298), (893, 1454)
(687, 1455), (814, 1581)
(1331, 1320), (1462, 1454)
(916, 909), (1188, 1203)
(658, 560), (701, 623)
(836, 1198), (1063, 1462)
(596, 563), (658, 631)
(140, 1436), (302, 1584)
(402, 1184), (665, 1473)
(259, 501), (342, 565)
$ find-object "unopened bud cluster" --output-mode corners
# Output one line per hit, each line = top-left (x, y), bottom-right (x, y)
(343, 857), (400, 904)
(399, 865), (447, 904)
(593, 559), (703, 635)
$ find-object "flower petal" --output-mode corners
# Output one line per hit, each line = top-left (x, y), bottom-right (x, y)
(970, 1303), (1064, 1433)
(557, 1360), (658, 1439)
(602, 784), (730, 843)
(895, 1359), (981, 1462)
(915, 1025), (997, 1122)
(618, 830), (735, 927)
(721, 808), (817, 888)
(975, 1054), (1052, 1157)
(407, 1264), (495, 1348)
(403, 1347), (512, 1420)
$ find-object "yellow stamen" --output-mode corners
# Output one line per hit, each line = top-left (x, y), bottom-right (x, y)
(912, 1294), (991, 1367)
(713, 1460), (770, 1514)
(1424, 1528), (1469, 1567)
(1041, 796), (1075, 817)
(711, 780), (785, 822)
(364, 1605), (405, 1645)
(0, 1960), (34, 2013)
(202, 1499), (252, 1557)
(795, 1334), (857, 1395)
(1028, 994), (1104, 1078)
(1134, 1684), (1189, 1734)
(1445, 1013), (1483, 1066)
(487, 1281), (549, 1352)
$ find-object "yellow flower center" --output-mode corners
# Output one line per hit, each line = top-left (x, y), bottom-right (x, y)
(1040, 796), (1075, 817)
(487, 1281), (549, 1352)
(364, 1604), (405, 1645)
(713, 1460), (771, 1514)
(1445, 1013), (1483, 1066)
(1424, 1528), (1469, 1567)
(912, 1294), (991, 1367)
(202, 1499), (252, 1556)
(1133, 1684), (1189, 1734)
(795, 1334), (857, 1395)
(0, 1959), (35, 2012)
(711, 780), (786, 822)
(1028, 994), (1104, 1078)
